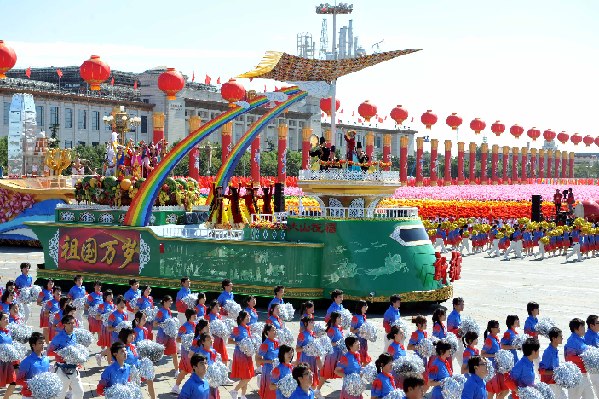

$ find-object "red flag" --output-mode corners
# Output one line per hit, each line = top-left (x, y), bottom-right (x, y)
(264, 84), (267, 92)
(133, 80), (138, 89)
(321, 112), (325, 118)
(192, 71), (195, 82)
(378, 117), (384, 123)
(358, 118), (363, 123)
(249, 77), (253, 82)
(339, 109), (344, 114)
(25, 67), (31, 78)
(217, 77), (221, 84)
(352, 111), (355, 117)
(411, 117), (414, 122)
(110, 77), (114, 86)
(205, 75), (211, 85)
(274, 86), (279, 91)
(56, 69), (63, 78)
(384, 116), (388, 120)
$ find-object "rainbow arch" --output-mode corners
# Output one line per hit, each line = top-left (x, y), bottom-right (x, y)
(207, 88), (308, 204)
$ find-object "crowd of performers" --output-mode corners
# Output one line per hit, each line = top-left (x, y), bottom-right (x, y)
(3, 264), (599, 399)
(309, 130), (371, 172)
(102, 138), (169, 179)
(206, 183), (277, 229)
(425, 216), (599, 262)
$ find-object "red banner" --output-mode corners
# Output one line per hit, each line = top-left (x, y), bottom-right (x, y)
(58, 228), (140, 275)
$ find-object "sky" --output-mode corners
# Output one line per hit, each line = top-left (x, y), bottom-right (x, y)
(2, 0), (599, 153)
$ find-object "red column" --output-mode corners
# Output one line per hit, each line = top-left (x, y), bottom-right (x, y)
(188, 116), (201, 181)
(400, 135), (408, 185)
(277, 124), (288, 183)
(521, 147), (528, 182)
(382, 134), (391, 171)
(251, 134), (261, 182)
(547, 150), (553, 179)
(554, 150), (561, 179)
(221, 122), (233, 164)
(366, 132), (374, 161)
(301, 127), (312, 170)
(469, 142), (476, 182)
(152, 112), (165, 143)
(444, 140), (452, 185)
(502, 146), (509, 184)
(512, 147), (519, 183)
(480, 143), (488, 184)
(491, 145), (499, 184)
(569, 152), (574, 178)
(430, 139), (438, 186)
(457, 142), (465, 185)
(561, 151), (568, 179)
(538, 149), (545, 179)
(416, 137), (423, 186)
(530, 148), (537, 179)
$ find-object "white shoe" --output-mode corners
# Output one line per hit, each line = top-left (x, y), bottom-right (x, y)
(171, 385), (180, 394)
(95, 353), (102, 367)
(230, 390), (239, 399)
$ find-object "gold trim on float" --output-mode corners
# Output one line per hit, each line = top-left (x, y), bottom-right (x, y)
(344, 285), (453, 303)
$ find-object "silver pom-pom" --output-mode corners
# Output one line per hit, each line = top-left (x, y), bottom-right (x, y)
(441, 376), (464, 399)
(206, 361), (234, 387)
(484, 359), (495, 383)
(29, 285), (42, 303)
(27, 371), (63, 399)
(72, 297), (86, 310)
(553, 361), (582, 389)
(14, 341), (27, 360)
(101, 311), (111, 325)
(343, 372), (365, 396)
(511, 334), (529, 350)
(160, 317), (180, 338)
(445, 332), (459, 356)
(129, 365), (141, 386)
(7, 322), (32, 343)
(339, 309), (353, 330)
(335, 338), (348, 355)
(141, 306), (158, 323)
(495, 349), (515, 373)
(276, 327), (295, 347)
(279, 303), (296, 322)
(181, 333), (194, 351)
(391, 318), (409, 335)
(136, 339), (165, 363)
(534, 382), (556, 399)
(393, 353), (425, 375)
(361, 362), (377, 384)
(114, 320), (132, 333)
(382, 389), (405, 399)
(303, 339), (324, 357)
(271, 358), (280, 370)
(358, 322), (378, 342)
(223, 300), (242, 319)
(238, 336), (259, 357)
(415, 338), (435, 358)
(251, 321), (265, 337)
(210, 320), (231, 339)
(275, 373), (298, 398)
(57, 344), (89, 365)
(313, 322), (327, 338)
(224, 318), (237, 333)
(517, 387), (544, 399)
(73, 328), (94, 347)
(534, 318), (557, 338)
(87, 304), (101, 318)
(182, 293), (198, 310)
(104, 383), (142, 399)
(0, 343), (21, 362)
(581, 347), (599, 374)
(138, 357), (155, 380)
(319, 336), (334, 355)
(16, 287), (33, 305)
(458, 316), (480, 336)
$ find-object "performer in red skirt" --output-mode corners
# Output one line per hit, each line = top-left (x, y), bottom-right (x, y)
(0, 311), (17, 397)
(229, 310), (255, 399)
(258, 324), (280, 399)
(154, 295), (179, 372)
(172, 308), (198, 395)
(206, 300), (229, 363)
(36, 279), (54, 342)
(318, 311), (343, 395)
(96, 290), (115, 366)
(85, 281), (103, 336)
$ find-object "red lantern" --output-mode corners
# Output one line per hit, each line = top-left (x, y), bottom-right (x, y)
(0, 40), (17, 79)
(571, 133), (582, 146)
(543, 129), (556, 142)
(158, 68), (185, 100)
(582, 135), (594, 147)
(595, 137), (599, 147)
(526, 127), (541, 141)
(319, 98), (340, 116)
(470, 118), (486, 134)
(491, 121), (505, 136)
(510, 124), (524, 139)
(557, 131), (569, 144)
(390, 105), (408, 125)
(220, 78), (246, 106)
(445, 113), (463, 130)
(358, 100), (377, 122)
(79, 55), (111, 91)
(421, 110), (438, 130)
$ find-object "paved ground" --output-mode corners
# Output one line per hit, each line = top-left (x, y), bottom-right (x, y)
(0, 246), (598, 398)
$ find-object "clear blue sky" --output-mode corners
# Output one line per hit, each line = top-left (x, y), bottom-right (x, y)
(2, 0), (598, 152)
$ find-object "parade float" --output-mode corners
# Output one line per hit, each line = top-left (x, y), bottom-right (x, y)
(26, 49), (456, 303)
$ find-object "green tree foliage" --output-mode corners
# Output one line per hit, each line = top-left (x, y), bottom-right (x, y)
(70, 144), (106, 175)
(0, 136), (7, 170)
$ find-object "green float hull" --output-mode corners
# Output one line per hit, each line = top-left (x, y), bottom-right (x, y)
(26, 217), (451, 303)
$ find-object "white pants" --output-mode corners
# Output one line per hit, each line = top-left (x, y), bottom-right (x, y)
(434, 238), (446, 253)
(536, 242), (545, 259)
(566, 242), (582, 262)
(22, 303), (30, 322)
(488, 239), (500, 257)
(456, 338), (464, 367)
(549, 384), (567, 399)
(460, 240), (470, 255)
(567, 372), (594, 399)
(74, 308), (84, 325)
(56, 367), (84, 399)
(589, 372), (599, 399)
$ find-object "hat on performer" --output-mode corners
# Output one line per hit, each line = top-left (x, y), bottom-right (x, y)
(356, 141), (363, 149)
(320, 136), (326, 145)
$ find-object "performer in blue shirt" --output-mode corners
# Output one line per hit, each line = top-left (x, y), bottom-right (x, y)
(47, 314), (84, 399)
(500, 315), (520, 364)
(16, 332), (50, 398)
(123, 278), (141, 321)
(447, 297), (465, 366)
(243, 295), (259, 325)
(382, 294), (401, 348)
(217, 279), (234, 311)
(510, 338), (539, 388)
(179, 354), (210, 399)
(461, 356), (488, 399)
(268, 285), (285, 312)
(403, 375), (425, 399)
(585, 315), (599, 399)
(325, 289), (344, 322)
(14, 263), (32, 322)
(523, 302), (539, 338)
(289, 362), (315, 399)
(564, 318), (594, 399)
(176, 277), (192, 325)
(539, 327), (566, 399)
(371, 353), (396, 399)
(96, 342), (131, 396)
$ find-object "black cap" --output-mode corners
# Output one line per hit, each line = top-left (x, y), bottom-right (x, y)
(356, 141), (363, 149)
(319, 136), (326, 144)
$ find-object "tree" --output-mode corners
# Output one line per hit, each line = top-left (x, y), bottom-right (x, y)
(48, 124), (60, 149)
(0, 136), (7, 170)
(71, 144), (105, 175)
